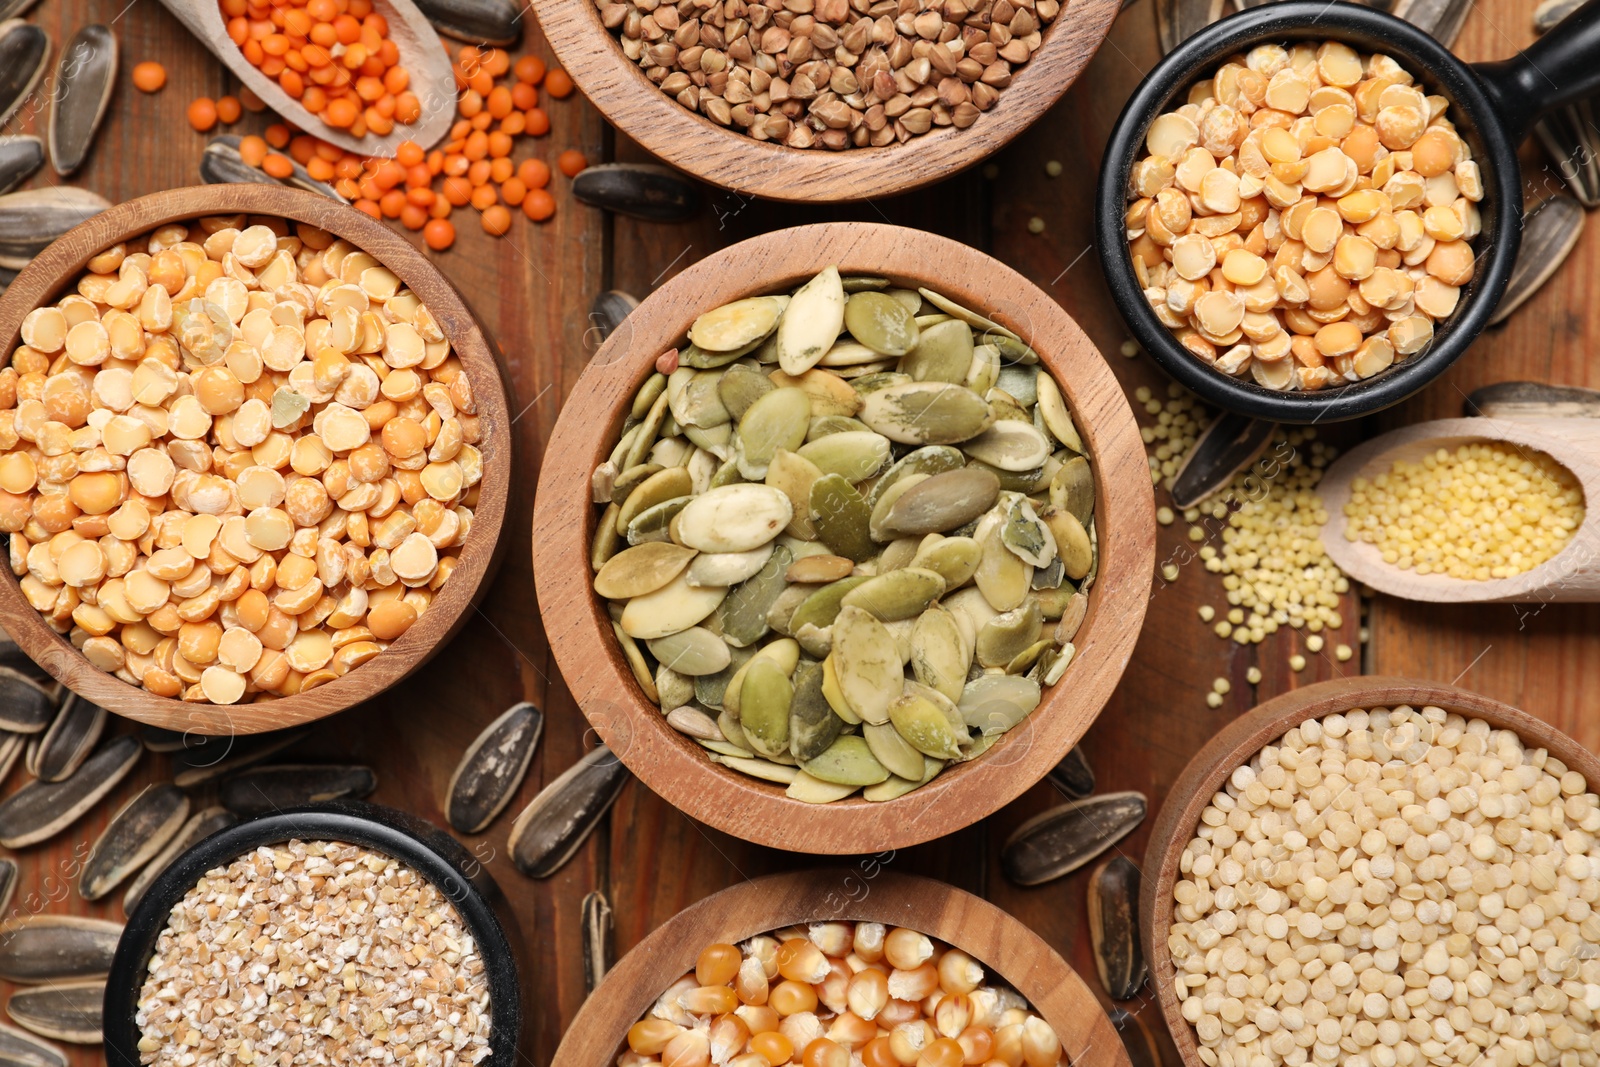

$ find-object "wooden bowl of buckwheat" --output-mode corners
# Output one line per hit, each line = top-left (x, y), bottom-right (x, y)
(1143, 676), (1600, 1067)
(0, 185), (511, 735)
(531, 0), (1120, 201)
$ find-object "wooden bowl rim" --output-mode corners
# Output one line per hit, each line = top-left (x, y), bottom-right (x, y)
(1318, 417), (1600, 603)
(530, 0), (1121, 202)
(1138, 676), (1600, 1067)
(550, 868), (1132, 1067)
(530, 221), (1155, 854)
(0, 185), (513, 736)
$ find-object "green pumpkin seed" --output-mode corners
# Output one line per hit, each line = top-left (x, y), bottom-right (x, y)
(858, 382), (993, 445)
(611, 623), (658, 702)
(1056, 591), (1089, 644)
(1007, 639), (1053, 676)
(965, 458), (1045, 493)
(840, 568), (946, 622)
(802, 735), (890, 786)
(617, 467), (693, 530)
(786, 771), (858, 803)
(909, 607), (967, 702)
(995, 364), (1038, 406)
(699, 737), (752, 758)
(738, 658), (793, 758)
(1035, 371), (1084, 452)
(865, 472), (925, 543)
(809, 474), (874, 562)
(788, 575), (872, 634)
(630, 372), (668, 421)
(990, 334), (1039, 364)
(787, 555), (854, 584)
(820, 340), (890, 368)
(1041, 506), (1092, 580)
(819, 655), (860, 724)
(958, 674), (1042, 736)
(1032, 557), (1065, 591)
(1042, 642), (1075, 684)
(862, 721), (925, 781)
(916, 288), (1018, 340)
(841, 275), (891, 292)
(766, 582), (819, 636)
(718, 362), (776, 420)
(965, 343), (1002, 395)
(763, 449), (823, 540)
(1002, 498), (1057, 568)
(688, 544), (774, 588)
(735, 387), (811, 480)
(623, 389), (671, 470)
(964, 420), (1051, 472)
(985, 388), (1031, 424)
(1049, 457), (1094, 526)
(607, 463), (658, 506)
(1033, 580), (1076, 619)
(689, 295), (788, 352)
(863, 756), (943, 801)
(717, 754), (799, 784)
(887, 683), (969, 759)
(807, 415), (870, 439)
(591, 503), (622, 571)
(830, 606), (901, 726)
(593, 542), (697, 599)
(875, 467), (1001, 540)
(769, 367), (862, 418)
(647, 627), (732, 676)
(716, 705), (750, 748)
(624, 495), (692, 546)
(844, 291), (919, 356)
(908, 536), (982, 588)
(777, 266), (845, 375)
(619, 572), (727, 639)
(796, 432), (891, 483)
(683, 422), (732, 460)
(877, 537), (921, 573)
(679, 341), (757, 369)
(943, 587), (996, 650)
(975, 517), (1032, 611)
(717, 545), (792, 647)
(656, 665), (694, 708)
(675, 484), (793, 553)
(696, 645), (755, 710)
(883, 289), (921, 313)
(669, 370), (732, 429)
(788, 661), (842, 762)
(899, 319), (974, 384)
(976, 598), (1043, 668)
(866, 446), (967, 508)
(833, 359), (900, 379)
(724, 638), (800, 717)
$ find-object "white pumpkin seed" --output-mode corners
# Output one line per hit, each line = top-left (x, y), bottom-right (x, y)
(785, 770), (859, 803)
(686, 544), (773, 588)
(689, 295), (788, 351)
(963, 419), (1051, 472)
(777, 266), (846, 375)
(594, 542), (697, 599)
(675, 484), (793, 553)
(619, 572), (727, 640)
(646, 627), (732, 676)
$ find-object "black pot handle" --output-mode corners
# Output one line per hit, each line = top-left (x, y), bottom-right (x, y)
(1473, 0), (1600, 143)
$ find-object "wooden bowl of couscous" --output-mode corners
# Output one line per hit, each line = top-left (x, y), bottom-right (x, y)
(0, 185), (512, 734)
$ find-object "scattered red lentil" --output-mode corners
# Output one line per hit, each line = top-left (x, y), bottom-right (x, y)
(131, 61), (167, 92)
(543, 69), (573, 98)
(424, 218), (456, 250)
(215, 94), (242, 124)
(187, 97), (218, 131)
(557, 149), (586, 178)
(522, 188), (554, 221)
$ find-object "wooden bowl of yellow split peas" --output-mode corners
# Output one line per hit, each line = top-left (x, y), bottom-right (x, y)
(0, 185), (512, 734)
(1143, 676), (1600, 1067)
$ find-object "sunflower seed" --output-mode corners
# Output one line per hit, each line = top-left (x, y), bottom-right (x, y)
(857, 382), (994, 445)
(138, 726), (187, 753)
(1535, 0), (1585, 30)
(594, 542), (696, 599)
(1089, 856), (1146, 1000)
(0, 916), (121, 984)
(0, 735), (140, 848)
(446, 702), (544, 834)
(0, 21), (48, 132)
(1169, 412), (1276, 510)
(0, 1020), (63, 1067)
(508, 745), (628, 878)
(5, 981), (101, 1044)
(582, 890), (613, 995)
(218, 764), (377, 816)
(777, 267), (845, 375)
(0, 137), (41, 196)
(0, 187), (110, 271)
(78, 783), (188, 902)
(571, 163), (701, 222)
(666, 705), (722, 741)
(1491, 193), (1586, 324)
(122, 806), (237, 914)
(591, 290), (639, 343)
(46, 25), (115, 178)
(0, 670), (55, 734)
(785, 770), (858, 804)
(0, 860), (16, 919)
(170, 727), (310, 788)
(1045, 745), (1095, 798)
(0, 733), (21, 789)
(200, 136), (343, 201)
(33, 696), (105, 784)
(1001, 792), (1148, 886)
(410, 0), (522, 43)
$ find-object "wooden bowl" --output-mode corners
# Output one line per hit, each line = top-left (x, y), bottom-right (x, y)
(0, 185), (513, 736)
(1140, 676), (1600, 1067)
(531, 222), (1154, 854)
(531, 0), (1120, 202)
(552, 869), (1131, 1067)
(1318, 416), (1600, 603)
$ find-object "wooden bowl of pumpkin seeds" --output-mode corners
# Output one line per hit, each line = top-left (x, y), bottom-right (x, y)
(532, 223), (1153, 854)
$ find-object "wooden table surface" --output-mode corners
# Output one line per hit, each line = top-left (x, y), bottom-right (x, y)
(2, 0), (1597, 1063)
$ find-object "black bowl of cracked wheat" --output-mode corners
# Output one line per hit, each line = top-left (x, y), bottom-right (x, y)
(103, 800), (523, 1067)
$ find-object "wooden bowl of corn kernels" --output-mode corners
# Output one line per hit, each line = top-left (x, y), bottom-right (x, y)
(1142, 676), (1600, 1067)
(0, 185), (512, 735)
(552, 868), (1132, 1067)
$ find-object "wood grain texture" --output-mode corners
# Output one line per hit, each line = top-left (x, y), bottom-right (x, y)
(553, 869), (1132, 1067)
(1139, 676), (1600, 1067)
(531, 221), (1155, 855)
(1320, 417), (1600, 602)
(531, 0), (1121, 202)
(0, 185), (514, 734)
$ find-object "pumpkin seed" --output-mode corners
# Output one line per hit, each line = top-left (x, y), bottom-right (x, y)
(647, 627), (732, 676)
(738, 658), (793, 759)
(829, 606), (901, 725)
(718, 362), (776, 420)
(717, 545), (792, 647)
(1089, 856), (1146, 1000)
(1050, 457), (1094, 525)
(801, 735), (890, 786)
(964, 419), (1051, 471)
(796, 431), (891, 483)
(807, 415), (870, 439)
(666, 705), (722, 741)
(840, 567), (945, 622)
(33, 696), (104, 784)
(608, 462), (660, 507)
(688, 544), (773, 588)
(670, 369), (732, 429)
(769, 367), (862, 418)
(788, 661), (842, 762)
(908, 607), (967, 702)
(875, 467), (1000, 540)
(976, 599), (1043, 669)
(594, 542), (696, 599)
(655, 666), (694, 709)
(1035, 372), (1084, 452)
(689, 296), (787, 352)
(614, 623), (659, 702)
(915, 288), (1018, 340)
(820, 340), (890, 368)
(777, 266), (845, 374)
(721, 639), (798, 719)
(974, 518), (1032, 611)
(810, 474), (874, 562)
(844, 291), (919, 356)
(716, 754), (799, 784)
(841, 275), (891, 292)
(900, 319), (974, 383)
(624, 389), (671, 470)
(0, 735), (140, 848)
(887, 684), (969, 760)
(995, 364), (1038, 407)
(857, 382), (993, 445)
(620, 572), (727, 640)
(1006, 638), (1053, 675)
(1002, 498), (1056, 568)
(736, 387), (811, 479)
(866, 446), (966, 509)
(785, 771), (858, 803)
(851, 371), (912, 394)
(1046, 745), (1096, 799)
(675, 484), (792, 553)
(862, 756), (943, 801)
(1001, 792), (1148, 886)
(0, 916), (121, 984)
(862, 721), (925, 781)
(766, 582), (819, 636)
(78, 783), (188, 901)
(819, 654), (860, 724)
(220, 764), (376, 816)
(508, 746), (629, 878)
(966, 343), (1002, 395)
(591, 504), (621, 570)
(1041, 507), (1093, 580)
(617, 467), (693, 531)
(986, 388), (1029, 424)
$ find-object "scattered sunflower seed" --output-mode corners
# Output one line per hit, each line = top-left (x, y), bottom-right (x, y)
(0, 187), (112, 271)
(170, 727), (310, 789)
(33, 696), (105, 784)
(1088, 856), (1146, 1000)
(0, 671), (56, 734)
(582, 889), (612, 995)
(0, 735), (141, 848)
(0, 916), (121, 984)
(217, 764), (377, 817)
(591, 290), (639, 343)
(0, 136), (42, 196)
(445, 701), (544, 834)
(0, 21), (49, 132)
(0, 1019), (65, 1067)
(78, 783), (189, 901)
(410, 0), (522, 43)
(1000, 791), (1147, 886)
(5, 981), (101, 1044)
(1045, 746), (1095, 799)
(199, 136), (343, 201)
(571, 163), (701, 222)
(122, 806), (238, 915)
(45, 25), (115, 178)
(507, 745), (628, 878)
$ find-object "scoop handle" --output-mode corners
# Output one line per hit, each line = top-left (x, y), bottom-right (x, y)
(1474, 0), (1600, 142)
